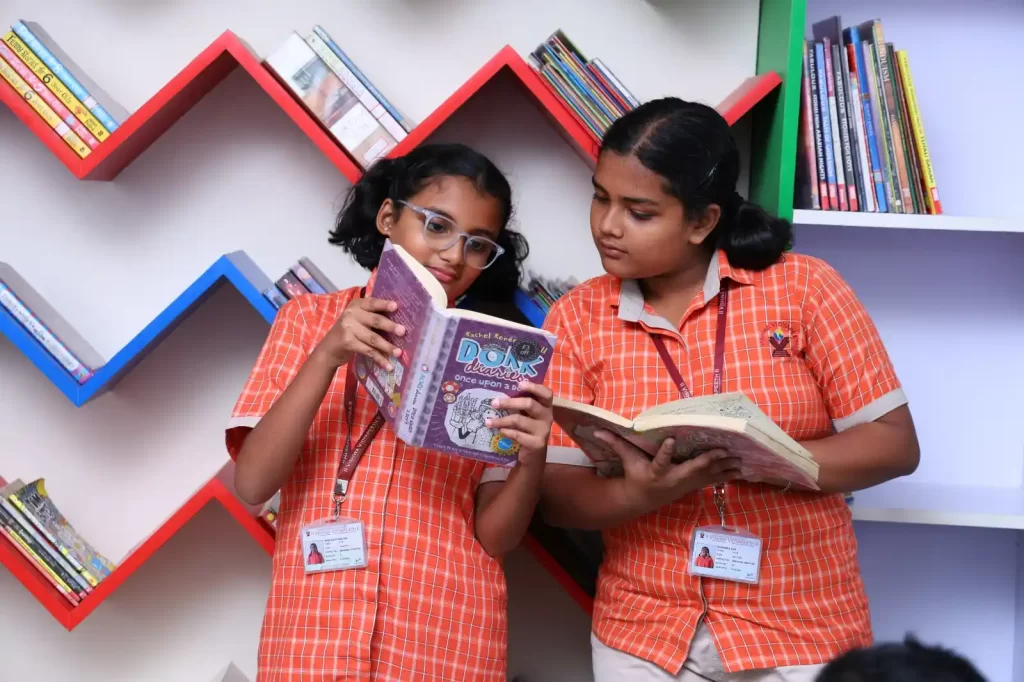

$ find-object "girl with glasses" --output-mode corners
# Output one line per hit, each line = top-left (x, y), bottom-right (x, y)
(226, 143), (555, 681)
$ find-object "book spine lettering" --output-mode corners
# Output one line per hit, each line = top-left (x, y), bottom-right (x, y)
(847, 28), (887, 212)
(0, 524), (79, 605)
(806, 43), (829, 209)
(0, 53), (91, 158)
(9, 492), (97, 586)
(866, 41), (898, 212)
(0, 42), (100, 149)
(414, 316), (459, 445)
(797, 42), (820, 210)
(888, 44), (922, 214)
(896, 50), (942, 214)
(830, 42), (857, 212)
(305, 35), (407, 141)
(813, 43), (838, 210)
(845, 43), (876, 212)
(396, 309), (447, 444)
(0, 283), (94, 382)
(821, 39), (848, 211)
(0, 497), (91, 593)
(874, 29), (913, 213)
(0, 502), (85, 597)
(12, 21), (120, 132)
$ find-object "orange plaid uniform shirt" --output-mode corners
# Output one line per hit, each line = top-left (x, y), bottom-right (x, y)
(543, 250), (907, 675)
(226, 283), (512, 682)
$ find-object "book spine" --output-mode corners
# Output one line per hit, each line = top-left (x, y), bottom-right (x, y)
(531, 57), (602, 138)
(806, 43), (829, 210)
(305, 34), (407, 141)
(0, 53), (91, 158)
(888, 44), (923, 214)
(0, 41), (100, 149)
(396, 308), (448, 444)
(2, 32), (110, 142)
(839, 41), (867, 212)
(830, 41), (857, 212)
(9, 492), (98, 587)
(290, 264), (327, 294)
(813, 42), (838, 210)
(821, 39), (848, 211)
(539, 46), (612, 129)
(592, 59), (639, 108)
(896, 50), (942, 214)
(865, 41), (897, 212)
(847, 27), (887, 212)
(12, 21), (120, 132)
(548, 37), (625, 118)
(0, 283), (94, 382)
(845, 43), (876, 212)
(797, 42), (820, 210)
(873, 27), (913, 213)
(413, 316), (460, 446)
(312, 25), (413, 133)
(0, 524), (79, 605)
(0, 501), (86, 598)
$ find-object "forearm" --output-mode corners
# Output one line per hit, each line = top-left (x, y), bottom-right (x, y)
(801, 409), (920, 493)
(475, 464), (544, 557)
(540, 465), (649, 531)
(235, 349), (340, 504)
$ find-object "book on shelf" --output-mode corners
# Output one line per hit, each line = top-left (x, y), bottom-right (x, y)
(520, 272), (576, 317)
(0, 263), (104, 384)
(527, 29), (638, 139)
(0, 476), (116, 607)
(0, 21), (127, 158)
(795, 15), (941, 216)
(264, 31), (398, 170)
(552, 392), (820, 490)
(354, 241), (557, 466)
(262, 257), (337, 310)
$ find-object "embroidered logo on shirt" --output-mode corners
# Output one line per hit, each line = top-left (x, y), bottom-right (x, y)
(762, 323), (794, 358)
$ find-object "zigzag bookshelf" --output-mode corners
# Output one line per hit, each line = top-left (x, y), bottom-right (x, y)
(0, 23), (790, 629)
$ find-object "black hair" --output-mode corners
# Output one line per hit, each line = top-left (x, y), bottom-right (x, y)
(328, 143), (528, 301)
(599, 97), (792, 271)
(816, 635), (988, 682)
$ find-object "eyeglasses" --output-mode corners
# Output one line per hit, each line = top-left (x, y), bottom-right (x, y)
(397, 200), (505, 270)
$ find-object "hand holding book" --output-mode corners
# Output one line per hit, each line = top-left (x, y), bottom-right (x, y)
(593, 431), (742, 515)
(487, 382), (555, 470)
(315, 296), (406, 370)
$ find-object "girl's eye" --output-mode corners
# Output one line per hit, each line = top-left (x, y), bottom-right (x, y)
(466, 239), (490, 254)
(592, 193), (610, 203)
(630, 210), (654, 221)
(425, 218), (452, 235)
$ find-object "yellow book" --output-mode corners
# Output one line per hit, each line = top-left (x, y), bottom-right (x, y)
(0, 52), (91, 158)
(895, 50), (942, 215)
(3, 525), (78, 597)
(2, 31), (110, 143)
(9, 493), (100, 588)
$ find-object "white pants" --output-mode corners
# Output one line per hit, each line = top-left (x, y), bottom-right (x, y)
(592, 625), (826, 682)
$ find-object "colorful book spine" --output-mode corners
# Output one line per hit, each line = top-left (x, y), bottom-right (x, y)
(895, 50), (942, 214)
(821, 39), (848, 211)
(0, 282), (94, 383)
(262, 286), (288, 310)
(9, 492), (99, 587)
(0, 503), (83, 602)
(0, 42), (100, 149)
(797, 42), (820, 210)
(312, 25), (414, 133)
(12, 21), (120, 132)
(806, 43), (829, 210)
(591, 59), (639, 108)
(291, 264), (327, 294)
(844, 43), (876, 212)
(305, 33), (407, 141)
(3, 32), (110, 142)
(863, 41), (895, 212)
(845, 26), (887, 212)
(872, 23), (913, 213)
(0, 496), (91, 595)
(0, 52), (91, 158)
(813, 42), (838, 210)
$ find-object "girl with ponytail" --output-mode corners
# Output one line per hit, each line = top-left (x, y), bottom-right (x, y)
(227, 143), (553, 681)
(539, 99), (920, 681)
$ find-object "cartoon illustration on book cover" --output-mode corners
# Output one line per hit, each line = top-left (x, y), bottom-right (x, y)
(443, 386), (520, 458)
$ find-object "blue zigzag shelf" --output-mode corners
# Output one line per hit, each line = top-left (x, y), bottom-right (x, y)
(0, 252), (278, 407)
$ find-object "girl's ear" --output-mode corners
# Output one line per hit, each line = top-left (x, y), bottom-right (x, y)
(376, 198), (396, 237)
(687, 204), (721, 246)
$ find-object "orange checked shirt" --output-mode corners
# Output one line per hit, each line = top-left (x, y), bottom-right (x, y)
(543, 250), (907, 675)
(226, 284), (512, 682)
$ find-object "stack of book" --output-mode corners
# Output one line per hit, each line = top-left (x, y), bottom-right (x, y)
(263, 257), (337, 309)
(796, 16), (941, 215)
(0, 20), (128, 159)
(265, 25), (415, 170)
(0, 263), (105, 385)
(528, 29), (639, 139)
(0, 476), (117, 607)
(520, 272), (577, 318)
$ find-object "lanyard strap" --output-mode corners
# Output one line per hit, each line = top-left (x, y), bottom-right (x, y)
(648, 280), (730, 525)
(333, 288), (385, 516)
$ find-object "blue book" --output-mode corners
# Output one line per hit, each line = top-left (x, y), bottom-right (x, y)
(814, 42), (837, 205)
(13, 20), (129, 132)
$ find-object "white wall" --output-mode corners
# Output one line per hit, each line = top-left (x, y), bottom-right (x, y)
(0, 2), (759, 680)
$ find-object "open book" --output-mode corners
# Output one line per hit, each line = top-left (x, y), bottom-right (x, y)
(354, 241), (557, 466)
(552, 392), (820, 490)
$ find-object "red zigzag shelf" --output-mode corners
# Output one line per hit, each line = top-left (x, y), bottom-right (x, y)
(0, 28), (781, 628)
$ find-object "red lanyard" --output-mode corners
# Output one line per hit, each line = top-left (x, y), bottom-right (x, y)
(648, 280), (731, 525)
(332, 289), (385, 515)
(649, 279), (729, 399)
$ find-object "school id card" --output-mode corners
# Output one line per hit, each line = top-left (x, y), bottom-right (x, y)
(301, 519), (368, 574)
(688, 526), (763, 584)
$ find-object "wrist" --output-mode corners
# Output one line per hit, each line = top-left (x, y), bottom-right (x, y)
(309, 344), (348, 373)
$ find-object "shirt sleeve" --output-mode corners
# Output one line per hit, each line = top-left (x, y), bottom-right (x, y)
(225, 298), (311, 459)
(803, 260), (907, 432)
(542, 298), (596, 467)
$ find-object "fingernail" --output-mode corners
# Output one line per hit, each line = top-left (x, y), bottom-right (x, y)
(396, 325), (406, 335)
(485, 419), (493, 427)
(519, 381), (529, 389)
(491, 399), (501, 408)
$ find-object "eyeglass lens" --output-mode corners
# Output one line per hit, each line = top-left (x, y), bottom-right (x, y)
(422, 215), (499, 268)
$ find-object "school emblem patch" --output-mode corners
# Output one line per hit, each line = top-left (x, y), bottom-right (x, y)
(762, 323), (795, 358)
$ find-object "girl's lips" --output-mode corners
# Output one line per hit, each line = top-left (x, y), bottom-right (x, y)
(427, 267), (456, 283)
(598, 242), (627, 259)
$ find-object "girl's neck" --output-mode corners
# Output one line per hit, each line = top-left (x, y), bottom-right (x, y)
(639, 251), (714, 327)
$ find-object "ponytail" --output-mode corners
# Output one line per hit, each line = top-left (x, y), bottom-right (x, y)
(600, 97), (790, 272)
(717, 190), (793, 270)
(327, 143), (527, 301)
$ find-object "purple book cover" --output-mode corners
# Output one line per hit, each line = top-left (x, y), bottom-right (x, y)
(353, 241), (556, 466)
